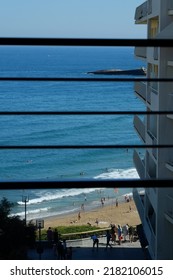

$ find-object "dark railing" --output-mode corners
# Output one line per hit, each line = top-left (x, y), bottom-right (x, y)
(0, 38), (173, 189)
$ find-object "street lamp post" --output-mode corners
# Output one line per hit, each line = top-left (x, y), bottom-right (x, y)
(22, 195), (29, 226)
(36, 219), (44, 260)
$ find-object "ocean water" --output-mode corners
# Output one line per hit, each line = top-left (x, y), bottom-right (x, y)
(0, 46), (145, 221)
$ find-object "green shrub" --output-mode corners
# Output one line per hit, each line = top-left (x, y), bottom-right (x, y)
(40, 225), (108, 240)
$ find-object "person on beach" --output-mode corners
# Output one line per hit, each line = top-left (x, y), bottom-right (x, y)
(101, 198), (104, 207)
(110, 224), (116, 243)
(78, 211), (81, 221)
(116, 198), (118, 207)
(81, 203), (84, 211)
(122, 224), (129, 242)
(91, 234), (99, 250)
(105, 230), (112, 249)
(128, 225), (133, 242)
(117, 225), (122, 245)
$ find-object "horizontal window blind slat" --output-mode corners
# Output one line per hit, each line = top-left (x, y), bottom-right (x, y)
(0, 38), (173, 47)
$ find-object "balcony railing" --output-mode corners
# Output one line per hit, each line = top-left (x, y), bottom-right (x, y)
(133, 188), (145, 220)
(134, 1), (148, 22)
(133, 150), (145, 179)
(134, 81), (147, 102)
(148, 0), (152, 15)
(134, 47), (147, 59)
(0, 38), (173, 190)
(134, 115), (145, 142)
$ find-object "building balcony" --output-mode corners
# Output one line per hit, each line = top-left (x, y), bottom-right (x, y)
(134, 115), (145, 143)
(149, 88), (159, 110)
(146, 130), (157, 160)
(133, 150), (145, 179)
(166, 93), (173, 120)
(164, 195), (173, 224)
(144, 217), (156, 259)
(133, 188), (156, 259)
(134, 1), (148, 23)
(145, 188), (157, 212)
(147, 47), (159, 61)
(168, 0), (173, 15)
(134, 47), (147, 60)
(133, 188), (145, 221)
(146, 130), (155, 145)
(147, 166), (156, 179)
(134, 81), (147, 103)
(151, 81), (158, 93)
(147, 0), (152, 15)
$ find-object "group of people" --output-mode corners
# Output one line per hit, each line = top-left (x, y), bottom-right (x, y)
(110, 223), (134, 244)
(47, 227), (59, 244)
(46, 227), (72, 259)
(91, 223), (134, 249)
(46, 222), (135, 257)
(109, 224), (124, 246)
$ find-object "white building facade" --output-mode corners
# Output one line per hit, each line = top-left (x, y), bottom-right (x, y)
(133, 0), (173, 259)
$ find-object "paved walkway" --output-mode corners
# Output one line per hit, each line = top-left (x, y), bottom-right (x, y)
(28, 237), (147, 260)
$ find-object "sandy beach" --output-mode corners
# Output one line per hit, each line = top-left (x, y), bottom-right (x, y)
(44, 199), (141, 229)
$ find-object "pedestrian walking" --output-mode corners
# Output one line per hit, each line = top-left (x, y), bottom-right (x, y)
(105, 230), (112, 249)
(91, 234), (99, 250)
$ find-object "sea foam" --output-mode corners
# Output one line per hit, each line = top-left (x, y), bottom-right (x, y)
(94, 168), (139, 179)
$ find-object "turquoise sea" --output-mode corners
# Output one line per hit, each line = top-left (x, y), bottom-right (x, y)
(0, 46), (145, 220)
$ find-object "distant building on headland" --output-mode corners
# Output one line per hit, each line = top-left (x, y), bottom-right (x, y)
(133, 0), (173, 259)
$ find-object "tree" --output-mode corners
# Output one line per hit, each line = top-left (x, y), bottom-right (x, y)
(0, 197), (36, 259)
(0, 197), (14, 226)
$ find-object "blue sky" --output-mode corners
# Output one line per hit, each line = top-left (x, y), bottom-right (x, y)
(0, 0), (146, 38)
